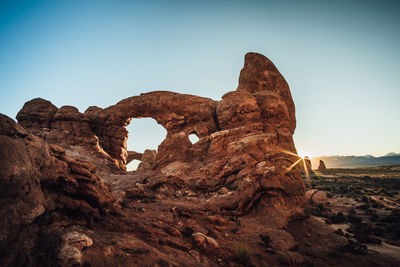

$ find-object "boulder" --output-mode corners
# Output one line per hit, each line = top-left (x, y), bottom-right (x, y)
(192, 232), (219, 252)
(58, 231), (93, 267)
(16, 98), (58, 128)
(306, 189), (328, 205)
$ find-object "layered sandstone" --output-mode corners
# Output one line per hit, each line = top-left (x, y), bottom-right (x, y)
(0, 114), (114, 266)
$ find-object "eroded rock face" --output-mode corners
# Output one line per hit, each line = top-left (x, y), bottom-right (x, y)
(2, 52), (311, 266)
(16, 98), (58, 128)
(16, 100), (121, 174)
(137, 149), (157, 171)
(305, 156), (312, 168)
(0, 114), (114, 266)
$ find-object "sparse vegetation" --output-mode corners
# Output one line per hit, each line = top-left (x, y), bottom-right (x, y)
(181, 226), (194, 238)
(304, 165), (400, 247)
(233, 244), (253, 267)
(329, 212), (347, 223)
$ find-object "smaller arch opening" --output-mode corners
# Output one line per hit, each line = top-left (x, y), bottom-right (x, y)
(127, 159), (141, 171)
(189, 133), (199, 144)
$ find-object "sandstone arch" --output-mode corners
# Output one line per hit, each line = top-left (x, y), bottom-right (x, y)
(80, 53), (298, 172)
(84, 91), (219, 169)
(16, 52), (305, 218)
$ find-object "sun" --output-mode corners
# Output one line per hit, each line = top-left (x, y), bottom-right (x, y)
(297, 151), (308, 158)
(296, 148), (317, 158)
(279, 148), (319, 188)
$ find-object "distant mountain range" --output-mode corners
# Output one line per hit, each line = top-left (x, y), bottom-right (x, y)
(310, 152), (400, 169)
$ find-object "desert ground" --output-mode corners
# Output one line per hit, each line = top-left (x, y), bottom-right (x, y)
(299, 165), (400, 265)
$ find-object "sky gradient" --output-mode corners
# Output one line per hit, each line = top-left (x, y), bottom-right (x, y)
(1, 0), (399, 157)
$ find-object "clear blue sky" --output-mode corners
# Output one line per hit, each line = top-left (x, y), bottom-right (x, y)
(1, 0), (399, 157)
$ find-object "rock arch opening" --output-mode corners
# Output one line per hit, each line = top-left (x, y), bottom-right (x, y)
(127, 159), (142, 171)
(188, 132), (199, 144)
(125, 118), (167, 171)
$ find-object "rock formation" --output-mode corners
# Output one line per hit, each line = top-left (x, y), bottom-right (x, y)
(0, 114), (114, 266)
(303, 156), (312, 172)
(15, 52), (305, 218)
(1, 53), (311, 266)
(318, 160), (327, 171)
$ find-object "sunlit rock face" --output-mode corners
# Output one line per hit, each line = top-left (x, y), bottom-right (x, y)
(3, 53), (308, 266)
